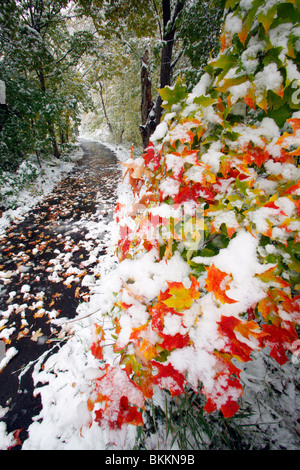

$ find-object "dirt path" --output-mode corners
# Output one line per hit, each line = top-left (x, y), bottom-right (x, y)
(0, 140), (122, 447)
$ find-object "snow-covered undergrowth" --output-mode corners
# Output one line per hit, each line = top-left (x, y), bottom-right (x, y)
(3, 0), (300, 450)
(0, 145), (83, 235)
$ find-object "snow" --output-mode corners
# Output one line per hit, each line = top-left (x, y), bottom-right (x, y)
(0, 145), (83, 235)
(159, 177), (180, 198)
(228, 80), (252, 104)
(0, 421), (19, 450)
(0, 347), (18, 372)
(269, 23), (294, 59)
(286, 59), (300, 82)
(165, 153), (185, 177)
(223, 12), (243, 35)
(231, 117), (281, 150)
(239, 0), (254, 11)
(148, 121), (168, 144)
(201, 147), (223, 174)
(189, 72), (212, 100)
(254, 63), (283, 97)
(192, 230), (269, 313)
(241, 35), (266, 75)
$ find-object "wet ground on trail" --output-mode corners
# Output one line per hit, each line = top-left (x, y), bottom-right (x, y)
(0, 140), (122, 447)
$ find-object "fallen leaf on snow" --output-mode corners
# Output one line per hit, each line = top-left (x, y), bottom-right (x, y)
(31, 329), (44, 342)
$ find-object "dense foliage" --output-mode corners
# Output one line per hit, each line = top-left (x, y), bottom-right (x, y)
(86, 0), (300, 434)
(0, 0), (94, 171)
(0, 0), (224, 172)
(77, 0), (224, 147)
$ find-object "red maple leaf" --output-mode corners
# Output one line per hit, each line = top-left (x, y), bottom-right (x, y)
(174, 183), (215, 204)
(93, 366), (145, 429)
(149, 302), (190, 351)
(259, 322), (298, 365)
(160, 332), (190, 351)
(91, 324), (105, 360)
(151, 361), (186, 396)
(202, 373), (243, 418)
(91, 342), (103, 360)
(8, 429), (23, 449)
(142, 143), (162, 171)
(217, 315), (253, 362)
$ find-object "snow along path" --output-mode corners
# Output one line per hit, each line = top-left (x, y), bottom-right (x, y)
(0, 140), (122, 448)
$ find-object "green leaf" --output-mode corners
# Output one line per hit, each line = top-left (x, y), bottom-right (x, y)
(159, 76), (187, 108)
(225, 0), (239, 10)
(212, 54), (237, 80)
(262, 48), (284, 68)
(193, 96), (217, 107)
(257, 4), (278, 33)
(216, 75), (248, 94)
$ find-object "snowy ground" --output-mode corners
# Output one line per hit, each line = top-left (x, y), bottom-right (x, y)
(0, 145), (85, 236)
(0, 137), (299, 450)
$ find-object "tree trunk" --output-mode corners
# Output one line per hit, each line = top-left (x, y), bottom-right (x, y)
(48, 122), (61, 159)
(60, 131), (65, 145)
(0, 103), (9, 133)
(139, 0), (185, 148)
(99, 80), (114, 136)
(119, 128), (124, 144)
(37, 68), (61, 158)
(139, 49), (155, 149)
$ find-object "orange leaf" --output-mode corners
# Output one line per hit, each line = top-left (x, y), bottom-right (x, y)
(288, 118), (300, 131)
(227, 226), (237, 239)
(257, 296), (279, 322)
(205, 264), (238, 304)
(276, 119), (300, 152)
(130, 323), (149, 344)
(91, 324), (105, 360)
(87, 398), (94, 412)
(91, 342), (103, 360)
(282, 180), (300, 195)
(238, 24), (249, 45)
(243, 85), (256, 109)
(234, 319), (269, 341)
(256, 265), (290, 288)
(139, 338), (158, 362)
(281, 295), (300, 324)
(243, 147), (270, 168)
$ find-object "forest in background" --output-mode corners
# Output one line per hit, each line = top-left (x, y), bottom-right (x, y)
(0, 0), (224, 173)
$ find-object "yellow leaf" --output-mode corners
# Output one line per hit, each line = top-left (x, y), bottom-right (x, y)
(162, 276), (200, 311)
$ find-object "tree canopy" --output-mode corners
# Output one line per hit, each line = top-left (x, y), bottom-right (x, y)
(0, 0), (95, 168)
(0, 0), (225, 167)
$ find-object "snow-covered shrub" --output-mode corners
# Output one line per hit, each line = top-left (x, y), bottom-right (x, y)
(87, 0), (300, 430)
